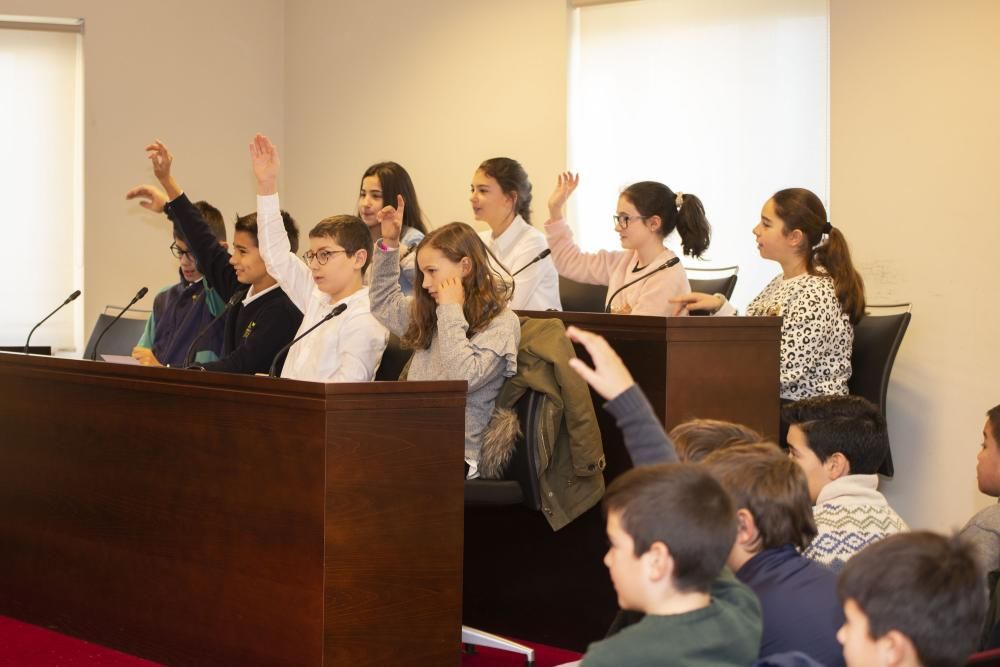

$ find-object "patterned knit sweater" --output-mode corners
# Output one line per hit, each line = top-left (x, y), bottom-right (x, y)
(803, 474), (908, 571)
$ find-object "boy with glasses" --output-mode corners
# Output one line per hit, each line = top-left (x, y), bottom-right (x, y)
(130, 192), (228, 367)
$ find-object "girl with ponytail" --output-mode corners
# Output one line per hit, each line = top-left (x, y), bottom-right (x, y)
(545, 173), (711, 315)
(672, 188), (865, 400)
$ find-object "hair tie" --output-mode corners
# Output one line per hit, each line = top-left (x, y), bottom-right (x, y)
(675, 192), (684, 209)
(823, 222), (833, 234)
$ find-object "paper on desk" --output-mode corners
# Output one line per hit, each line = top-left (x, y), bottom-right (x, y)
(101, 354), (141, 365)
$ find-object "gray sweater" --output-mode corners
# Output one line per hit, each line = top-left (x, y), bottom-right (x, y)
(603, 384), (678, 465)
(369, 246), (520, 463)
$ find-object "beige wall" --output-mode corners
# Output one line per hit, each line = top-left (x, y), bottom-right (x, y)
(7, 0), (998, 531)
(282, 0), (568, 231)
(1, 0), (285, 339)
(830, 0), (1000, 530)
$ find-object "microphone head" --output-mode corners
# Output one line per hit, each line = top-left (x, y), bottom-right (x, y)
(539, 248), (552, 260)
(135, 286), (149, 300)
(331, 303), (348, 317)
(68, 289), (82, 301)
(663, 257), (681, 268)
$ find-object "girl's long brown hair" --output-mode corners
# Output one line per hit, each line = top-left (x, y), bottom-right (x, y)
(402, 222), (512, 350)
(772, 188), (866, 324)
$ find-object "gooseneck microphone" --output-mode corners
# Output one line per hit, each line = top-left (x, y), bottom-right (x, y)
(268, 302), (348, 378)
(603, 257), (681, 313)
(510, 248), (552, 278)
(182, 289), (246, 367)
(24, 290), (81, 354)
(90, 287), (148, 360)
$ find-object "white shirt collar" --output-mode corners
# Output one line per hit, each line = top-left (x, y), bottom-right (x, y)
(242, 283), (280, 306)
(487, 215), (530, 255)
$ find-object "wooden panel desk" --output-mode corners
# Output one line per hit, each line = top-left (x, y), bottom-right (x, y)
(0, 353), (466, 666)
(463, 313), (781, 651)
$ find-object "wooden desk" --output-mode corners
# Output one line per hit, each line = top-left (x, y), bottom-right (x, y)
(0, 353), (466, 666)
(463, 313), (780, 651)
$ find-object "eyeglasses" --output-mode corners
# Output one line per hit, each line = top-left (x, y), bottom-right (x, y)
(169, 243), (195, 260)
(612, 214), (649, 229)
(302, 249), (348, 265)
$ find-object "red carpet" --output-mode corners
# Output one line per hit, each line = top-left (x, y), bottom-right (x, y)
(0, 616), (582, 666)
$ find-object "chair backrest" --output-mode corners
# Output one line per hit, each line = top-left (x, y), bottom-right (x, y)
(686, 265), (739, 300)
(558, 276), (607, 313)
(464, 389), (545, 511)
(83, 312), (150, 360)
(848, 304), (912, 478)
(375, 333), (413, 381)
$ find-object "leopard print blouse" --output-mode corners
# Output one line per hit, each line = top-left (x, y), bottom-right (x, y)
(745, 273), (853, 400)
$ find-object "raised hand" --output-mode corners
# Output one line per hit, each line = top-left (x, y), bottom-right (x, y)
(668, 292), (723, 316)
(547, 171), (580, 219)
(437, 276), (465, 307)
(249, 133), (279, 195)
(564, 325), (635, 401)
(125, 184), (169, 213)
(143, 139), (182, 200)
(375, 194), (405, 245)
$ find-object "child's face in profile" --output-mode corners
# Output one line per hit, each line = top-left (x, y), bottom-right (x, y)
(837, 599), (884, 667)
(977, 418), (1000, 496)
(358, 175), (383, 228)
(229, 231), (270, 287)
(614, 195), (659, 252)
(173, 236), (203, 283)
(786, 425), (829, 503)
(469, 170), (515, 228)
(603, 510), (649, 612)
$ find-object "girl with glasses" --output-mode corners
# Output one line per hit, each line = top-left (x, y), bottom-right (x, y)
(545, 174), (711, 315)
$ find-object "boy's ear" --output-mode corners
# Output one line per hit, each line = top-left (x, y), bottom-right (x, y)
(734, 508), (760, 551)
(354, 248), (368, 270)
(645, 541), (672, 582)
(826, 452), (851, 480)
(880, 629), (916, 666)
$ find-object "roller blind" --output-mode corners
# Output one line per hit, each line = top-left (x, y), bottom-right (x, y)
(567, 0), (828, 308)
(0, 21), (83, 351)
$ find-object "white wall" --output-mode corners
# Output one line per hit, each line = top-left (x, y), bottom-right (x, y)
(830, 0), (1000, 530)
(0, 0), (285, 340)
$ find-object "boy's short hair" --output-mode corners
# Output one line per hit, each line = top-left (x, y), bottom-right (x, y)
(309, 215), (373, 273)
(702, 443), (817, 552)
(604, 463), (736, 593)
(782, 395), (888, 474)
(837, 531), (987, 666)
(194, 200), (226, 242)
(989, 404), (1000, 443)
(669, 418), (763, 462)
(234, 210), (299, 253)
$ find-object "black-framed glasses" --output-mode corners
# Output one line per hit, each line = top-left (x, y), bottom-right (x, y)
(169, 242), (195, 260)
(302, 249), (348, 265)
(612, 214), (649, 229)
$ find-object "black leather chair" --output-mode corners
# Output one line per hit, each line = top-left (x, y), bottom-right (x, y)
(462, 389), (546, 666)
(558, 276), (607, 313)
(83, 309), (151, 361)
(848, 304), (912, 478)
(374, 333), (412, 381)
(687, 265), (739, 300)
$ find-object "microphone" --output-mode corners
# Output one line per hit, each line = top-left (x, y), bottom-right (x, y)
(24, 289), (81, 354)
(268, 302), (348, 378)
(182, 289), (247, 367)
(90, 287), (148, 360)
(510, 248), (552, 278)
(603, 257), (681, 313)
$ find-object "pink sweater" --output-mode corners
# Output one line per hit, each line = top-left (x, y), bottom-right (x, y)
(545, 219), (690, 316)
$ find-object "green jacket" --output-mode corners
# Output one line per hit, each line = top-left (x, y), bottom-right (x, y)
(497, 317), (606, 531)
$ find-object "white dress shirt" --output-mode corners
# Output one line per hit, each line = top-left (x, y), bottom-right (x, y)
(257, 194), (388, 382)
(479, 215), (562, 311)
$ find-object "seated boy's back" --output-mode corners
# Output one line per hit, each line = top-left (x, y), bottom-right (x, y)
(583, 568), (760, 667)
